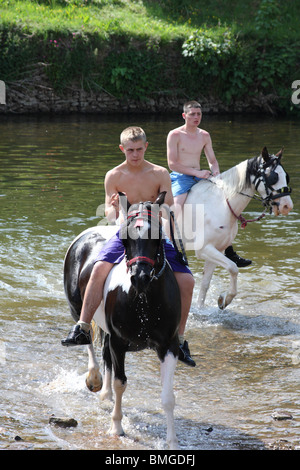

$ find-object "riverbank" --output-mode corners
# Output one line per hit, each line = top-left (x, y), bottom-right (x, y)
(1, 0), (300, 115)
(1, 63), (280, 115)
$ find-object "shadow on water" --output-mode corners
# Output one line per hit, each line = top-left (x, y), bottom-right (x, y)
(128, 412), (267, 450)
(175, 418), (266, 450)
(191, 306), (300, 338)
(106, 412), (267, 451)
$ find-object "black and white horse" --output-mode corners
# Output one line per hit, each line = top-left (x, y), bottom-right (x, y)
(175, 147), (293, 309)
(63, 192), (181, 449)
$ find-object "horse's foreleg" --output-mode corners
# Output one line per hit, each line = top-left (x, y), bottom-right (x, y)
(198, 260), (216, 308)
(160, 351), (178, 450)
(109, 378), (126, 436)
(100, 366), (113, 401)
(199, 245), (239, 309)
(218, 258), (238, 310)
(109, 340), (127, 436)
(86, 343), (102, 393)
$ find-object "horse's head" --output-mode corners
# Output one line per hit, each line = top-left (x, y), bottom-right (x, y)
(119, 192), (167, 295)
(253, 147), (293, 216)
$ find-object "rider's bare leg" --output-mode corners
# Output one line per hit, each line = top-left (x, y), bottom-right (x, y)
(173, 193), (188, 218)
(62, 261), (113, 346)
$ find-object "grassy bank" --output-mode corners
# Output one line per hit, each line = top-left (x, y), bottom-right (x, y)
(1, 0), (300, 113)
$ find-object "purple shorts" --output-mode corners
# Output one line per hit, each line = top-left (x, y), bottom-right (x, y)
(94, 230), (192, 274)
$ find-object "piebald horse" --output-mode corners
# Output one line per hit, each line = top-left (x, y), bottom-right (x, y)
(176, 147), (293, 309)
(63, 192), (181, 449)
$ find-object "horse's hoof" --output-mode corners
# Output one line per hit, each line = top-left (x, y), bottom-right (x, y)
(100, 390), (113, 401)
(168, 440), (179, 450)
(218, 294), (226, 310)
(85, 373), (103, 393)
(218, 292), (235, 310)
(108, 426), (125, 437)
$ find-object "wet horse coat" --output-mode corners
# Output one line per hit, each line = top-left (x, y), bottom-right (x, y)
(176, 147), (293, 309)
(63, 193), (181, 449)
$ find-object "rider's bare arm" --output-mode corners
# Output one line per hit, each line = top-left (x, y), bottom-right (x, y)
(203, 134), (220, 176)
(104, 170), (121, 223)
(159, 168), (174, 208)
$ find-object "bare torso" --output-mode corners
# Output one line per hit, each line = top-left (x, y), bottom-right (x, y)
(112, 161), (164, 203)
(174, 126), (209, 169)
(105, 159), (173, 222)
(167, 124), (217, 179)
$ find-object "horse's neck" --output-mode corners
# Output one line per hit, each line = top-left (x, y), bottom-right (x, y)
(219, 161), (255, 215)
(227, 191), (252, 220)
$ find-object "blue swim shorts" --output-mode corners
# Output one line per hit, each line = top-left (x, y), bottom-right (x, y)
(94, 230), (192, 274)
(170, 171), (202, 197)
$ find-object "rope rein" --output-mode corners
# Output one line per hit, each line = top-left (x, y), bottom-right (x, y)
(226, 199), (266, 229)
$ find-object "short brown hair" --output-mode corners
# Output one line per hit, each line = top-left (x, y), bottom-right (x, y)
(183, 100), (202, 114)
(120, 126), (147, 146)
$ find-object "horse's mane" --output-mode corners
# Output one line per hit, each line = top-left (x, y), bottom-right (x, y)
(210, 156), (260, 199)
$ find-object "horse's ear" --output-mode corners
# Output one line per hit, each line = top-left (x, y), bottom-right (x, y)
(118, 192), (131, 217)
(276, 147), (284, 160)
(262, 147), (270, 162)
(154, 191), (167, 206)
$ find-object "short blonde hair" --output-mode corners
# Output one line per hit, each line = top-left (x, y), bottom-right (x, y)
(120, 126), (147, 146)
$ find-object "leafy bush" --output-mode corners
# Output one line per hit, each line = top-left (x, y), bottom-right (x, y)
(43, 33), (99, 89)
(254, 0), (281, 34)
(102, 48), (164, 99)
(0, 28), (39, 81)
(182, 28), (250, 101)
(181, 17), (300, 109)
(182, 28), (236, 66)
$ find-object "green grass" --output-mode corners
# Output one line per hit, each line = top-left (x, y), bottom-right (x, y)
(0, 0), (191, 41)
(1, 0), (300, 41)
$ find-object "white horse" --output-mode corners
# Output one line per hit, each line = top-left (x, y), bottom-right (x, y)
(176, 147), (293, 309)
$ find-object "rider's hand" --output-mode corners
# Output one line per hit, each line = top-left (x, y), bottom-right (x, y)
(198, 169), (212, 179)
(110, 193), (120, 209)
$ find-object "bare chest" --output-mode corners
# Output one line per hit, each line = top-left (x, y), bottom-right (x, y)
(178, 132), (206, 157)
(117, 172), (160, 204)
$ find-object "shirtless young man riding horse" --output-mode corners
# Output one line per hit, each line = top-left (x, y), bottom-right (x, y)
(167, 100), (251, 267)
(62, 126), (196, 366)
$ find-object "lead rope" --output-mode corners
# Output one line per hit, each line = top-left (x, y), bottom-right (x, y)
(150, 242), (167, 281)
(169, 210), (189, 266)
(226, 199), (266, 229)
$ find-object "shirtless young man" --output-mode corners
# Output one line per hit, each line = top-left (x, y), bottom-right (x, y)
(167, 100), (251, 267)
(62, 126), (196, 366)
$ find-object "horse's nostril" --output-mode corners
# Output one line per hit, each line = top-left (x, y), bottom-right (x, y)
(282, 205), (291, 214)
(131, 272), (151, 294)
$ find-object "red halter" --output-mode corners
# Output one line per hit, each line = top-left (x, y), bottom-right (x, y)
(126, 255), (156, 268)
(125, 207), (159, 270)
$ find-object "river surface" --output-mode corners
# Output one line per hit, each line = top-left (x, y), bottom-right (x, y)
(0, 113), (299, 450)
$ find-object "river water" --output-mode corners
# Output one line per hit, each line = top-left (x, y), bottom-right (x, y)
(0, 113), (299, 450)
